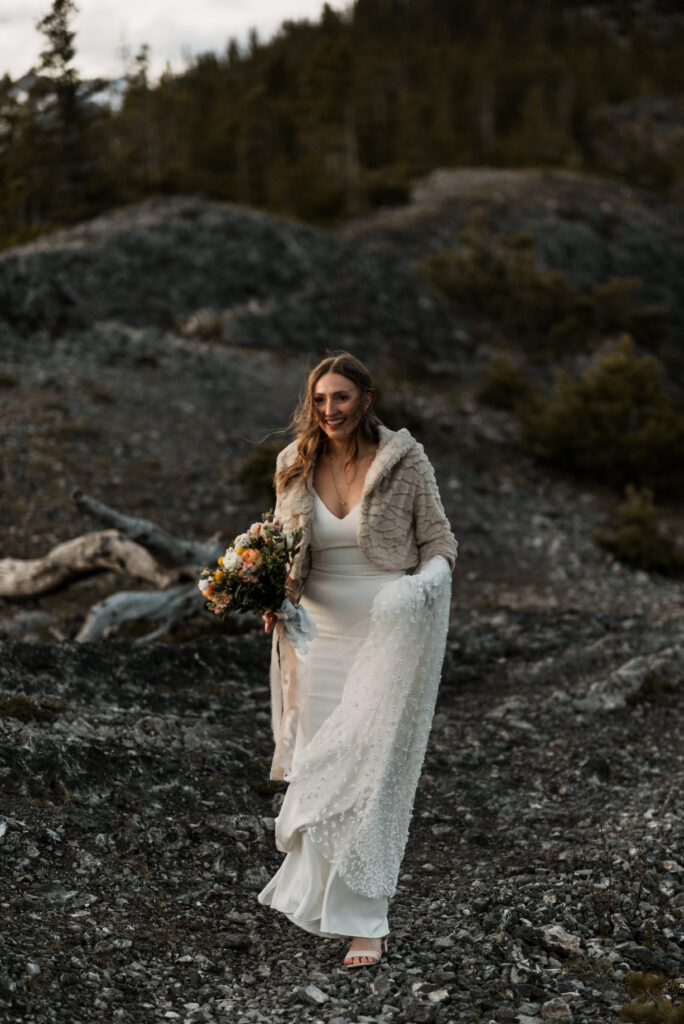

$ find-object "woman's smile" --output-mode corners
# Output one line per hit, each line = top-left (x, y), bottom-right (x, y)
(313, 372), (368, 440)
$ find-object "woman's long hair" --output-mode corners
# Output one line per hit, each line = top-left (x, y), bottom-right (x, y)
(275, 352), (383, 494)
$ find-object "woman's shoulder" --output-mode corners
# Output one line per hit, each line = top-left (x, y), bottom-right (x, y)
(376, 425), (430, 468)
(275, 439), (298, 469)
(366, 426), (429, 493)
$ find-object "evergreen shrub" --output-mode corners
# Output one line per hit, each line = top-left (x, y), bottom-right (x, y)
(594, 484), (684, 577)
(517, 336), (684, 496)
(418, 227), (669, 357)
(476, 352), (534, 410)
(362, 166), (411, 209)
(620, 971), (684, 1023)
(237, 441), (285, 505)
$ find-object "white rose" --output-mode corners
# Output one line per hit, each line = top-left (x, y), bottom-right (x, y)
(224, 551), (243, 572)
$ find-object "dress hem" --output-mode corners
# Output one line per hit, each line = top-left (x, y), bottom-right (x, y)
(256, 893), (348, 940)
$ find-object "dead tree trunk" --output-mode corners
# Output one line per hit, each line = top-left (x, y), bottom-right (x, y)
(0, 492), (229, 642)
(75, 585), (202, 643)
(0, 531), (178, 597)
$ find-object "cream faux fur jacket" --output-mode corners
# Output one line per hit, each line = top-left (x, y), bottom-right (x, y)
(274, 425), (458, 584)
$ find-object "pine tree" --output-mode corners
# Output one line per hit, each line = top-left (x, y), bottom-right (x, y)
(34, 0), (86, 216)
(36, 0), (79, 88)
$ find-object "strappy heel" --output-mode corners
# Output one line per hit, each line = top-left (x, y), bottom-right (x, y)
(343, 932), (389, 969)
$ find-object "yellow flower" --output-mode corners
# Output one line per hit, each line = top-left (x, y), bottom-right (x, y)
(217, 556), (224, 566)
(214, 569), (225, 581)
(235, 546), (246, 556)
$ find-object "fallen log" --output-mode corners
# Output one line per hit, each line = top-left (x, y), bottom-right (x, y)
(0, 530), (179, 597)
(1, 492), (231, 642)
(72, 490), (221, 567)
(75, 584), (202, 643)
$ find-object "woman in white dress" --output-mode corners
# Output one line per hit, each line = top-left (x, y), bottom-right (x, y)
(258, 352), (458, 968)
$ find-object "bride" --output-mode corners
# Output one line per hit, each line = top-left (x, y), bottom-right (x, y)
(258, 351), (458, 968)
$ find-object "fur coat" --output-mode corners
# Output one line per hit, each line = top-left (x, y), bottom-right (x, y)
(273, 424), (458, 582)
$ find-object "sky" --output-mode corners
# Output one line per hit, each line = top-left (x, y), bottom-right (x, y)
(0, 1), (347, 83)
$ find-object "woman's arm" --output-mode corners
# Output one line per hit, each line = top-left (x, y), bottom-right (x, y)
(412, 448), (459, 570)
(264, 450), (301, 632)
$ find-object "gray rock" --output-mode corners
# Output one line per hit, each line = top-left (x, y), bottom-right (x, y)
(541, 925), (582, 955)
(401, 1000), (437, 1023)
(371, 976), (392, 998)
(541, 997), (573, 1020)
(426, 987), (450, 1003)
(574, 646), (684, 712)
(301, 984), (328, 1005)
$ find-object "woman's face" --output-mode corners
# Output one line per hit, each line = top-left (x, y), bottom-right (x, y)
(313, 372), (370, 442)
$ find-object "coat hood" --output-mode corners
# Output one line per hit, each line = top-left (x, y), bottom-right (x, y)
(278, 424), (417, 498)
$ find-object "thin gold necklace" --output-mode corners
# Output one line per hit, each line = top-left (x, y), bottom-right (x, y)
(328, 456), (356, 508)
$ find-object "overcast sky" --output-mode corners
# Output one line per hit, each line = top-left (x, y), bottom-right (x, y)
(0, 1), (347, 82)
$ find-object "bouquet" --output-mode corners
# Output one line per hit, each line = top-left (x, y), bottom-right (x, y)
(198, 511), (317, 652)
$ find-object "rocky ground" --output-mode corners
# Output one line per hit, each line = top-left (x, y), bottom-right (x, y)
(0, 169), (683, 1022)
(1, 619), (682, 1024)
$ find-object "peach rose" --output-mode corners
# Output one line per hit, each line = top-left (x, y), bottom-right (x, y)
(241, 548), (262, 568)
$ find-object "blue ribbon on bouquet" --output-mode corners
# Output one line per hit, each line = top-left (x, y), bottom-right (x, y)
(275, 599), (318, 655)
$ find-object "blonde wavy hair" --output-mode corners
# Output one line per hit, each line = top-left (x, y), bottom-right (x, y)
(275, 352), (383, 494)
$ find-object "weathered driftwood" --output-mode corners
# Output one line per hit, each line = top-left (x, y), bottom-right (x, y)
(75, 584), (202, 643)
(0, 530), (179, 597)
(72, 490), (221, 567)
(1, 491), (230, 642)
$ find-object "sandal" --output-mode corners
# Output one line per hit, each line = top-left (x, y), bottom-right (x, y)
(343, 933), (389, 969)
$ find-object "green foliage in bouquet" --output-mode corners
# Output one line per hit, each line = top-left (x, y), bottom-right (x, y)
(198, 511), (302, 619)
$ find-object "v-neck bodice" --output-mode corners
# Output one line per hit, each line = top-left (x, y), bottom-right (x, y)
(312, 488), (361, 522)
(309, 491), (379, 575)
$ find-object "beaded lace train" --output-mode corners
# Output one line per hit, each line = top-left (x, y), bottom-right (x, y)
(272, 554), (451, 900)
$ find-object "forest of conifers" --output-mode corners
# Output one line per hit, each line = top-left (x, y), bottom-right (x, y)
(1, 0), (683, 248)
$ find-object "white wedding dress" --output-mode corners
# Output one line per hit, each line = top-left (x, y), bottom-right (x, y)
(257, 486), (404, 938)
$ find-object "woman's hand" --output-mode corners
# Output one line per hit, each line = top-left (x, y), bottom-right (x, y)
(284, 575), (300, 608)
(263, 578), (300, 634)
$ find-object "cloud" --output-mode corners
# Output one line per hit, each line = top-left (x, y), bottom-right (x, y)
(0, 0), (346, 81)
